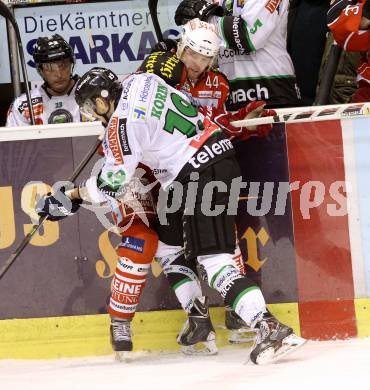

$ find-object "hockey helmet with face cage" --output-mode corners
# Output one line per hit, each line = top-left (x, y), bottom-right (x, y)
(177, 18), (220, 63)
(75, 67), (121, 118)
(33, 34), (75, 68)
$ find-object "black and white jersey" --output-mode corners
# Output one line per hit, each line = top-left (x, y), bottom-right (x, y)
(211, 0), (301, 109)
(6, 80), (81, 126)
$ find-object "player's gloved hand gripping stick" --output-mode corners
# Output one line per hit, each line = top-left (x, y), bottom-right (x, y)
(0, 136), (103, 281)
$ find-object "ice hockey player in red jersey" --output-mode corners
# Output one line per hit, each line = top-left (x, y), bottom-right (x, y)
(327, 0), (370, 102)
(140, 18), (228, 110)
(6, 34), (81, 126)
(174, 0), (301, 110)
(36, 67), (306, 364)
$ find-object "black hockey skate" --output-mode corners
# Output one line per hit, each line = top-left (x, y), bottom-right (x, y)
(225, 306), (257, 344)
(110, 317), (133, 361)
(177, 296), (218, 356)
(250, 311), (307, 365)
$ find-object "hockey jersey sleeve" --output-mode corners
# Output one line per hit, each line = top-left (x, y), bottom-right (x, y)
(211, 0), (284, 53)
(6, 97), (32, 127)
(84, 115), (145, 204)
(327, 0), (370, 51)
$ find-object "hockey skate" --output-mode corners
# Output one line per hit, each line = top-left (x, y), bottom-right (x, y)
(250, 311), (307, 365)
(110, 317), (133, 362)
(177, 296), (218, 356)
(225, 306), (257, 344)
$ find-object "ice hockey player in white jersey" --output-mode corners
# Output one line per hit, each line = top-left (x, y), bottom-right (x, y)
(36, 67), (306, 364)
(174, 0), (301, 110)
(6, 34), (81, 126)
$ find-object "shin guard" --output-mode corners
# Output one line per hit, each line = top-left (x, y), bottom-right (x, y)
(197, 253), (266, 326)
(155, 241), (202, 312)
(108, 222), (158, 319)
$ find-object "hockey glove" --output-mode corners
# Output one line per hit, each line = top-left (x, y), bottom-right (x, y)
(232, 101), (277, 140)
(175, 0), (224, 26)
(200, 101), (276, 141)
(36, 187), (82, 222)
(151, 39), (178, 53)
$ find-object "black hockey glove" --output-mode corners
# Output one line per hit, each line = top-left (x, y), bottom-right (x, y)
(175, 0), (224, 26)
(36, 187), (82, 222)
(151, 39), (178, 53)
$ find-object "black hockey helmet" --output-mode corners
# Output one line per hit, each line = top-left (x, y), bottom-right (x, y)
(75, 67), (121, 117)
(33, 34), (75, 67)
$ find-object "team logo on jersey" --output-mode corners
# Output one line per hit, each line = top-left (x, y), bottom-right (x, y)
(151, 84), (168, 120)
(122, 77), (134, 101)
(98, 169), (127, 196)
(119, 236), (145, 253)
(188, 138), (233, 169)
(198, 90), (213, 98)
(265, 0), (281, 14)
(118, 118), (132, 155)
(18, 97), (42, 114)
(48, 109), (73, 124)
(138, 75), (153, 104)
(231, 84), (269, 103)
(133, 106), (146, 120)
(231, 16), (246, 53)
(107, 117), (124, 164)
(152, 168), (168, 175)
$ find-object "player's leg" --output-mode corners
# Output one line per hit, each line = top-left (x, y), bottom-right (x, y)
(155, 199), (217, 355)
(183, 157), (306, 364)
(225, 242), (258, 343)
(108, 220), (158, 358)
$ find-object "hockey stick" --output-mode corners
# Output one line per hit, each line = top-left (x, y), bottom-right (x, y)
(0, 1), (36, 125)
(0, 135), (103, 281)
(231, 102), (370, 127)
(314, 41), (343, 105)
(148, 0), (164, 42)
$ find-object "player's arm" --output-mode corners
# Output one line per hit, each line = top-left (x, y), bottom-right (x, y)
(328, 0), (370, 51)
(80, 116), (144, 204)
(175, 0), (281, 53)
(200, 101), (276, 142)
(5, 98), (32, 127)
(35, 117), (144, 220)
(204, 70), (275, 141)
(212, 0), (283, 53)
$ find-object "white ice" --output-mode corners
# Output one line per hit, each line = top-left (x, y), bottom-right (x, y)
(1, 338), (370, 390)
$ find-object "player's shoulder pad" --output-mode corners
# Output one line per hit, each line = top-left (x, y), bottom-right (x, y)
(138, 51), (184, 88)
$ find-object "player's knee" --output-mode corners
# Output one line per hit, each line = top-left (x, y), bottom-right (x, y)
(117, 221), (158, 264)
(155, 240), (199, 282)
(197, 253), (236, 286)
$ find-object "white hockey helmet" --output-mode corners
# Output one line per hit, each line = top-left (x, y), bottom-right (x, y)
(177, 18), (220, 64)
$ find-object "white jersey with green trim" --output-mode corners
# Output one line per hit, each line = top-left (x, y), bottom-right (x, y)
(211, 0), (300, 110)
(6, 82), (81, 127)
(85, 72), (233, 204)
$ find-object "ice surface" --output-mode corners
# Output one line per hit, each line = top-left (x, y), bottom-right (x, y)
(1, 338), (370, 390)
